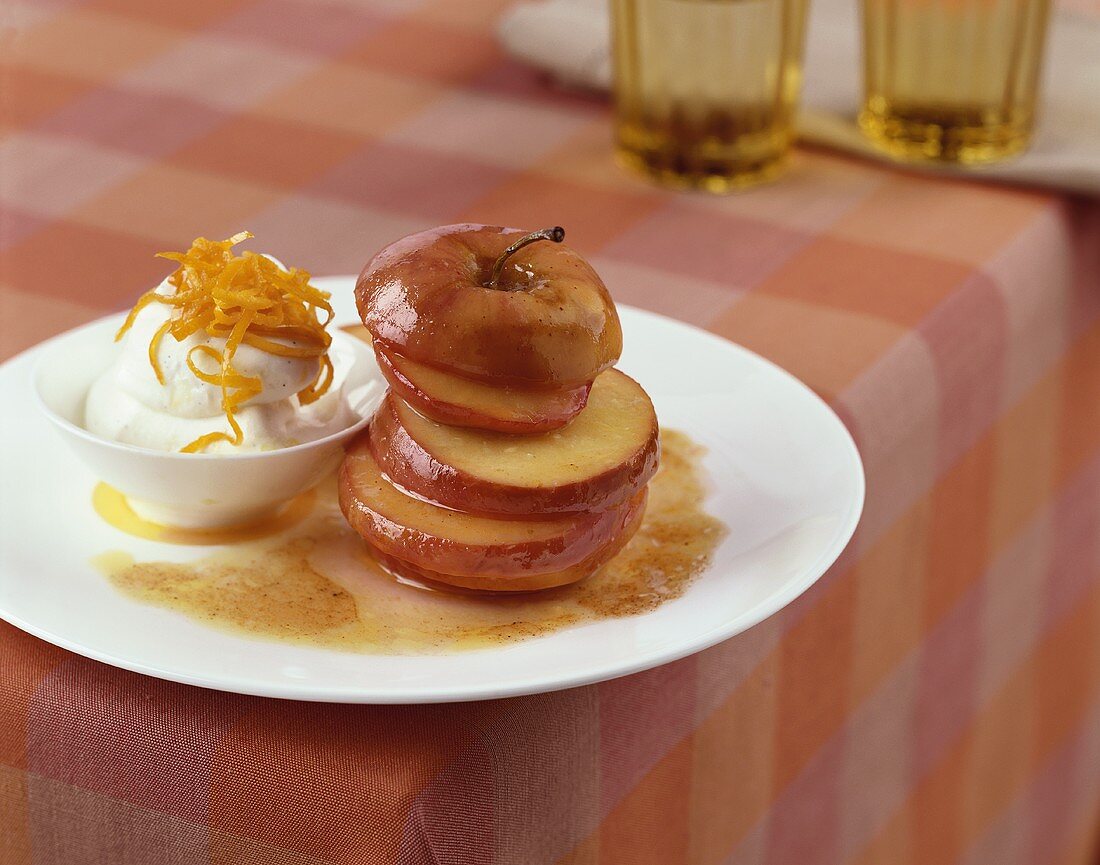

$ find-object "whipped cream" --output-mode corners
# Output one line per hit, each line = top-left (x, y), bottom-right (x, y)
(85, 281), (354, 453)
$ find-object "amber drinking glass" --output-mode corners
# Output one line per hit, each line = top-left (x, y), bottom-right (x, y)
(859, 0), (1052, 163)
(611, 0), (810, 192)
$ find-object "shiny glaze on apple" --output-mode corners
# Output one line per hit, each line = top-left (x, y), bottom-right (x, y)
(368, 371), (659, 517)
(374, 342), (591, 433)
(338, 434), (644, 578)
(368, 493), (646, 592)
(356, 224), (623, 387)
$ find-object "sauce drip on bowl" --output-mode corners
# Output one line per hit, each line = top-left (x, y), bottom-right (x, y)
(93, 430), (726, 653)
(93, 485), (317, 545)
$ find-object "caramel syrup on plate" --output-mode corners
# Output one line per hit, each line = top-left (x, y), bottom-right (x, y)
(92, 431), (727, 654)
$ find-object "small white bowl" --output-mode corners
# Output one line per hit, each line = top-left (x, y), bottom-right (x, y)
(33, 315), (383, 529)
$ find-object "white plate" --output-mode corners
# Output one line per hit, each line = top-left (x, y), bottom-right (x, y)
(0, 277), (863, 703)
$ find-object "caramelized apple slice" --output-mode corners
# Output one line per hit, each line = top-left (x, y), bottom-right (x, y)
(375, 345), (590, 434)
(370, 368), (659, 517)
(369, 492), (645, 592)
(357, 224), (622, 387)
(339, 436), (644, 577)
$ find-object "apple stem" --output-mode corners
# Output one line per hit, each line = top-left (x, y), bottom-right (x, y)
(487, 226), (565, 289)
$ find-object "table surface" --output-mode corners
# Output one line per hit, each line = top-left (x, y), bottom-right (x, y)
(3, 1), (1100, 864)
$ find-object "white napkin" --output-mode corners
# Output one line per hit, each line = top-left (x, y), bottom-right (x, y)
(498, 0), (1100, 196)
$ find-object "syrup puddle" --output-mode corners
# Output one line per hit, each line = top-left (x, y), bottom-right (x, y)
(92, 431), (726, 654)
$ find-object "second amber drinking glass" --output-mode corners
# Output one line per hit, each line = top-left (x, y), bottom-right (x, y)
(860, 0), (1051, 164)
(611, 0), (809, 192)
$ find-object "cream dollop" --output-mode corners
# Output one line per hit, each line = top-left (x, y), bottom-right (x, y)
(85, 282), (355, 453)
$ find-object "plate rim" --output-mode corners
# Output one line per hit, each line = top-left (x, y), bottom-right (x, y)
(0, 291), (865, 703)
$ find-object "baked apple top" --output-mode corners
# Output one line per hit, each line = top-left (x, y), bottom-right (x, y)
(355, 224), (623, 387)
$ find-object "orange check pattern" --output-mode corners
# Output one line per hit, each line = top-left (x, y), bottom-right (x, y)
(3, 2), (1100, 863)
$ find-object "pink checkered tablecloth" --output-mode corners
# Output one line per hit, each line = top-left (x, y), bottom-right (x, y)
(2, 1), (1100, 863)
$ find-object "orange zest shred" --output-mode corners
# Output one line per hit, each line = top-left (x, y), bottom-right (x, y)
(115, 232), (335, 453)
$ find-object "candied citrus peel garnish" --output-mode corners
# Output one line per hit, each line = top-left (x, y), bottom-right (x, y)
(115, 232), (335, 453)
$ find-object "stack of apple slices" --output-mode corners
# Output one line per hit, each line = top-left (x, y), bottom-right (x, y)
(339, 224), (660, 592)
